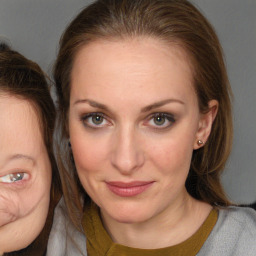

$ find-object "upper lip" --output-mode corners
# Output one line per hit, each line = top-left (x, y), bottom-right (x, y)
(106, 181), (155, 188)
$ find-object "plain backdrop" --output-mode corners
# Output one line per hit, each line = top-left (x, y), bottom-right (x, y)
(0, 0), (255, 204)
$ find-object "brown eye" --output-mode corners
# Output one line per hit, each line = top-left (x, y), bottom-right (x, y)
(92, 115), (104, 125)
(146, 113), (175, 129)
(153, 115), (166, 126)
(81, 112), (110, 128)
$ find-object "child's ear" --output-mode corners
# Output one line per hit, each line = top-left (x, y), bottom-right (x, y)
(193, 100), (218, 150)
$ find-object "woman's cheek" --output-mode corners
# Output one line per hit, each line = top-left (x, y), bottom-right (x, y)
(0, 186), (41, 227)
(0, 189), (20, 226)
(72, 134), (108, 169)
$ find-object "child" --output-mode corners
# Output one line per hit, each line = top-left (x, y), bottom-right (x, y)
(0, 43), (61, 255)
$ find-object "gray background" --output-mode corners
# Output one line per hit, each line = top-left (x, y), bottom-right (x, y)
(0, 0), (255, 204)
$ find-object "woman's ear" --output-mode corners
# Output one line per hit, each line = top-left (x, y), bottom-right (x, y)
(193, 100), (218, 149)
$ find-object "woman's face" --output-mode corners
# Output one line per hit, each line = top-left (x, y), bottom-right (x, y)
(69, 38), (213, 224)
(0, 94), (51, 253)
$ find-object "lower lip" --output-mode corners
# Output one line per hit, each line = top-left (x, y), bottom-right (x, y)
(106, 182), (154, 197)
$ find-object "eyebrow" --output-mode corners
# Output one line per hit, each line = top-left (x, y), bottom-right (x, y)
(141, 99), (184, 113)
(7, 154), (35, 165)
(74, 99), (109, 111)
(73, 98), (184, 113)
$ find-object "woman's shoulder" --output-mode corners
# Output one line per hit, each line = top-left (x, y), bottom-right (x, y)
(218, 205), (256, 231)
(46, 197), (87, 256)
(198, 206), (256, 256)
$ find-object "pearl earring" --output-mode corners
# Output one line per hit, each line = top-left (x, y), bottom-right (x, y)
(197, 140), (204, 146)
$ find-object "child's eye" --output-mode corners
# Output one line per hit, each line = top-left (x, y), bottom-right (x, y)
(81, 112), (111, 128)
(0, 173), (29, 183)
(146, 113), (175, 129)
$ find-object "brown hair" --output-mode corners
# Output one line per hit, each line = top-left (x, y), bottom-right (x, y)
(54, 0), (233, 230)
(0, 43), (61, 256)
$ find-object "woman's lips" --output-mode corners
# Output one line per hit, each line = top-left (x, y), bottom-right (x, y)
(106, 181), (154, 197)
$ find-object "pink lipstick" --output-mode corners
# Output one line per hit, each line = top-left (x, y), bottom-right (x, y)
(106, 181), (154, 197)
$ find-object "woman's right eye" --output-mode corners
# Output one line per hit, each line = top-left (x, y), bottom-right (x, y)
(81, 113), (111, 128)
(0, 173), (29, 183)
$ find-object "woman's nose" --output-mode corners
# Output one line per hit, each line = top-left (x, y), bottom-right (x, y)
(110, 127), (145, 175)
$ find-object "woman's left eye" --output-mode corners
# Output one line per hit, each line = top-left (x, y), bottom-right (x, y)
(146, 113), (175, 129)
(0, 173), (29, 183)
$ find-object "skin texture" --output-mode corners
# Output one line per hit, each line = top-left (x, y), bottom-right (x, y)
(69, 37), (218, 249)
(0, 94), (51, 253)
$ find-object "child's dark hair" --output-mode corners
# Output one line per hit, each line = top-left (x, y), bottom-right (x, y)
(0, 42), (61, 256)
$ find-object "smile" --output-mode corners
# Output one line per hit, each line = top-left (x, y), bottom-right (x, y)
(105, 181), (155, 197)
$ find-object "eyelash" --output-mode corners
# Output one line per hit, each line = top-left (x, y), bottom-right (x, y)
(80, 112), (175, 130)
(80, 112), (111, 129)
(0, 172), (29, 184)
(145, 113), (175, 129)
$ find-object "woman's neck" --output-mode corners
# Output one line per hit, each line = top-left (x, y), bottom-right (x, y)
(100, 193), (212, 249)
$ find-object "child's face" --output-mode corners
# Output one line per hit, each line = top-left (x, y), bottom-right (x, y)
(0, 93), (51, 253)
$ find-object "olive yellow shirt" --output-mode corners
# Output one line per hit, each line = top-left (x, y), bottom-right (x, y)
(82, 203), (218, 256)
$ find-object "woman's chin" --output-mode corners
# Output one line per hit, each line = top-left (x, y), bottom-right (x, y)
(101, 205), (154, 224)
(114, 214), (146, 224)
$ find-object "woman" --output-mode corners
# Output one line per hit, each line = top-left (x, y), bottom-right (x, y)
(0, 43), (61, 255)
(48, 0), (256, 255)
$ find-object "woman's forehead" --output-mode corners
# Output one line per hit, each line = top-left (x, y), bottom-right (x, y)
(70, 37), (195, 104)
